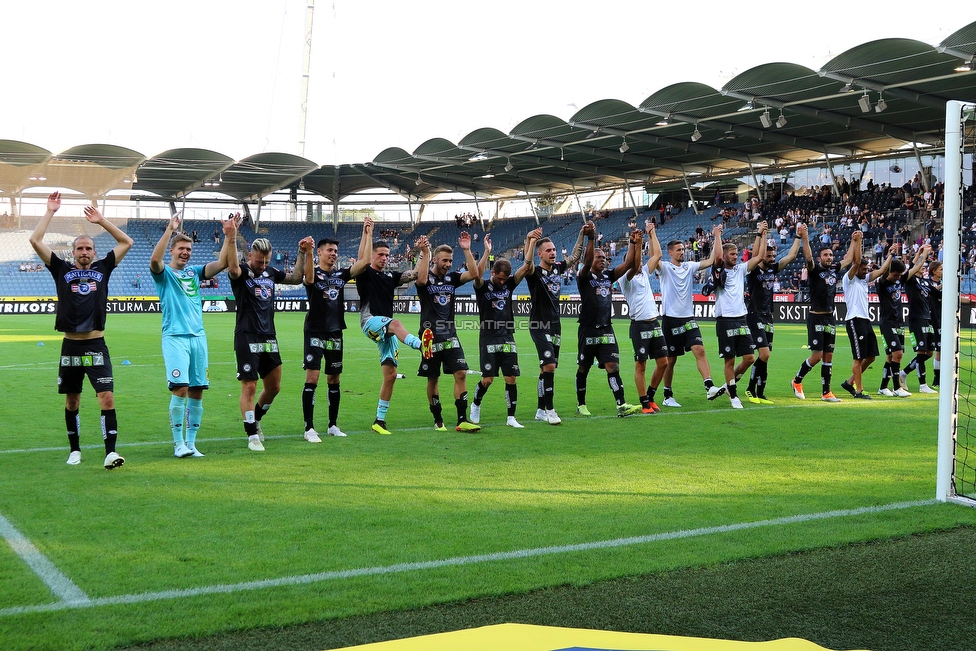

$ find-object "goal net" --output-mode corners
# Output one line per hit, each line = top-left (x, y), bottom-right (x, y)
(937, 100), (976, 506)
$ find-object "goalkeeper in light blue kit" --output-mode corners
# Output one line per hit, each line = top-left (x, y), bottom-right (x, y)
(150, 212), (239, 457)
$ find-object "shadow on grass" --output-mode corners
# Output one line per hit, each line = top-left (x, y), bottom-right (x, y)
(118, 525), (976, 651)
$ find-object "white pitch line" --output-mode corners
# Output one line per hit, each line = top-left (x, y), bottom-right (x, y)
(0, 404), (818, 457)
(0, 499), (935, 618)
(0, 511), (90, 606)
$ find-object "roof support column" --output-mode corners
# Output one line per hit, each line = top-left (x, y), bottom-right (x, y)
(570, 181), (586, 222)
(679, 165), (700, 216)
(416, 203), (427, 225)
(912, 144), (931, 192)
(823, 147), (841, 198)
(407, 197), (415, 228)
(472, 192), (487, 230)
(624, 181), (640, 218)
(333, 200), (339, 233)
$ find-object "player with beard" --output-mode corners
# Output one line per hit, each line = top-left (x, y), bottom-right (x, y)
(874, 242), (921, 397)
(524, 224), (587, 425)
(791, 233), (857, 402)
(228, 234), (312, 451)
(744, 223), (806, 403)
(657, 224), (725, 407)
(900, 248), (938, 393)
(31, 192), (133, 468)
(416, 230), (500, 432)
(574, 222), (642, 417)
(618, 224), (668, 413)
(838, 230), (886, 400)
(299, 222), (373, 441)
(470, 232), (537, 428)
(710, 222), (768, 409)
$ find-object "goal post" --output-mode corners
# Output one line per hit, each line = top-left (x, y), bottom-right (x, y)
(937, 100), (975, 506)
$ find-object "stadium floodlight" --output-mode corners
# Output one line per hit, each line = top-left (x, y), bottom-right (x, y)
(875, 96), (887, 113)
(759, 109), (773, 129)
(691, 126), (702, 142)
(955, 57), (974, 72)
(619, 138), (629, 154)
(839, 81), (855, 93)
(738, 100), (755, 111)
(504, 159), (513, 172)
(775, 111), (787, 128)
(655, 114), (672, 126)
(858, 91), (872, 113)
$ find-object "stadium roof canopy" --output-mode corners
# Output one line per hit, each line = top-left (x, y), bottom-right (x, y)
(2, 20), (975, 206)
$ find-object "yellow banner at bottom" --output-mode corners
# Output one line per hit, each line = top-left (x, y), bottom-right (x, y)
(334, 623), (868, 651)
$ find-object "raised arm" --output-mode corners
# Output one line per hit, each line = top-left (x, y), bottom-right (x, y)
(775, 223), (806, 272)
(150, 212), (182, 274)
(578, 221), (596, 280)
(29, 192), (61, 265)
(844, 230), (863, 279)
(644, 222), (663, 274)
(521, 227), (541, 277)
(868, 245), (895, 283)
(473, 234), (492, 288)
(458, 231), (480, 283)
(415, 235), (432, 286)
(206, 214), (239, 279)
(699, 224), (723, 270)
(513, 230), (541, 284)
(396, 242), (423, 287)
(284, 237), (313, 284)
(907, 244), (930, 279)
(801, 225), (815, 271)
(349, 218), (374, 278)
(563, 224), (587, 267)
(83, 205), (133, 262)
(625, 230), (643, 280)
(746, 221), (768, 272)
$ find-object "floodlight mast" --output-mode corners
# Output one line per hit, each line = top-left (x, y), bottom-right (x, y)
(298, 0), (315, 158)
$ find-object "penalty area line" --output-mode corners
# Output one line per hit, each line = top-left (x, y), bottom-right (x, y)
(0, 498), (936, 617)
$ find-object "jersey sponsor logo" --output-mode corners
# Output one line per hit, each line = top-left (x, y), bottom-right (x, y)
(486, 343), (517, 353)
(178, 272), (200, 298)
(310, 337), (341, 350)
(60, 354), (105, 367)
(248, 340), (279, 353)
(63, 269), (104, 283)
(724, 326), (750, 337)
(584, 335), (616, 345)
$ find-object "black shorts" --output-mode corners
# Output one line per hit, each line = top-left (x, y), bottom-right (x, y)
(909, 318), (937, 352)
(715, 317), (755, 359)
(629, 319), (668, 362)
(879, 321), (906, 355)
(933, 324), (942, 352)
(418, 335), (468, 377)
(747, 313), (775, 350)
(235, 334), (283, 381)
(577, 324), (620, 369)
(530, 326), (562, 368)
(303, 332), (343, 374)
(661, 316), (704, 357)
(479, 336), (520, 378)
(58, 337), (114, 395)
(845, 318), (879, 360)
(806, 313), (836, 353)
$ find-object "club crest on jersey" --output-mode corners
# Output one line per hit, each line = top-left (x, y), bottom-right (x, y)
(493, 298), (506, 310)
(71, 281), (98, 295)
(254, 285), (272, 299)
(327, 288), (340, 301)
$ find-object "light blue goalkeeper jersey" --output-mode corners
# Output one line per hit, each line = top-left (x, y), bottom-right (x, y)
(152, 264), (206, 336)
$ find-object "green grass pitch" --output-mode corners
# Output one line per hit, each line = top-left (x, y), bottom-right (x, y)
(1, 312), (975, 651)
